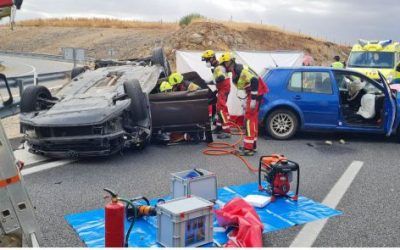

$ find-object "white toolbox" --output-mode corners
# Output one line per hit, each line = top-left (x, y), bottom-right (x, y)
(156, 196), (214, 247)
(171, 169), (217, 202)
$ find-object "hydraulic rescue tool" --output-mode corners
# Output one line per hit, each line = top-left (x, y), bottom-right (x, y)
(103, 189), (156, 247)
(258, 155), (300, 201)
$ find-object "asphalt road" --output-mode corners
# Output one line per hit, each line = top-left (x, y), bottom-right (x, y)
(0, 55), (74, 77)
(21, 131), (400, 247)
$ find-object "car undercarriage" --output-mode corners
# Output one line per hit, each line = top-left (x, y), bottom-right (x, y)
(19, 48), (212, 158)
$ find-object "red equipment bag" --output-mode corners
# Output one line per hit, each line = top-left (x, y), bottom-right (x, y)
(214, 198), (264, 247)
(0, 0), (13, 8)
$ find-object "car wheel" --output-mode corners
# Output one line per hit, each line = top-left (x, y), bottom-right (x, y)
(71, 67), (86, 79)
(123, 79), (149, 123)
(266, 109), (298, 140)
(20, 85), (52, 113)
(151, 47), (171, 76)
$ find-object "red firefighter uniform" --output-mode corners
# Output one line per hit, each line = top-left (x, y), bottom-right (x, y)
(213, 65), (231, 133)
(232, 65), (268, 152)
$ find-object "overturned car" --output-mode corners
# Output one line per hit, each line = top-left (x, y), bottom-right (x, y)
(20, 48), (212, 158)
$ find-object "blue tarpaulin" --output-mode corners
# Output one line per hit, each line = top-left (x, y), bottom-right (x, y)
(65, 182), (341, 247)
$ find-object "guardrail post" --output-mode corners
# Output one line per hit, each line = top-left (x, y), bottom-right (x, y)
(17, 79), (24, 97)
(33, 71), (38, 86)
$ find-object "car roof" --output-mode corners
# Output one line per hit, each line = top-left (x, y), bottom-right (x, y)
(269, 66), (356, 72)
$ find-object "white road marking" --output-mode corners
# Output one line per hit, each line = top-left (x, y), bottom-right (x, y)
(290, 161), (364, 247)
(21, 159), (75, 176)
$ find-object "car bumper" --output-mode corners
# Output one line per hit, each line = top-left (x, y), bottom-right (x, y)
(26, 131), (125, 158)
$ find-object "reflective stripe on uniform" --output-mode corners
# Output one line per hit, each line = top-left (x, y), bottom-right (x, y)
(246, 120), (251, 137)
(243, 138), (254, 144)
(220, 111), (228, 123)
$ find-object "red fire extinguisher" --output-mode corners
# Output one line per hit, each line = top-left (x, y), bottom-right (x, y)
(104, 188), (125, 247)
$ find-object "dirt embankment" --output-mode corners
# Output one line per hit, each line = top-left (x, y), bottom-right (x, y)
(0, 19), (350, 66)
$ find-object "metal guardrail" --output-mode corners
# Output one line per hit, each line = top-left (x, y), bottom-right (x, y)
(0, 51), (84, 118)
(0, 50), (70, 62)
(0, 50), (94, 63)
(0, 71), (70, 89)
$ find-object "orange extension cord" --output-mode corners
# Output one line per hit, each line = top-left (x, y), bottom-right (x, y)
(202, 122), (258, 173)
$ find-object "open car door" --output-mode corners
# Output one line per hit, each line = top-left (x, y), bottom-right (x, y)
(150, 89), (209, 132)
(378, 71), (397, 136)
(149, 72), (210, 133)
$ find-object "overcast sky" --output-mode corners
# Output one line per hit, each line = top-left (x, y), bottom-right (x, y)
(4, 0), (400, 44)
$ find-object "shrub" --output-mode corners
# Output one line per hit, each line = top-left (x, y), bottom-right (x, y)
(179, 13), (204, 27)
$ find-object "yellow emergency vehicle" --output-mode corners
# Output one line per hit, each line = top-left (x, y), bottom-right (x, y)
(347, 40), (400, 83)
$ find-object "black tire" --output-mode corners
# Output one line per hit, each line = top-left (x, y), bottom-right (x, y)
(266, 109), (299, 140)
(123, 80), (148, 122)
(151, 47), (171, 76)
(71, 67), (86, 79)
(397, 126), (400, 143)
(20, 85), (52, 113)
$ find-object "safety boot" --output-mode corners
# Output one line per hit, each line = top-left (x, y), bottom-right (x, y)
(211, 126), (223, 134)
(237, 148), (255, 156)
(217, 133), (231, 139)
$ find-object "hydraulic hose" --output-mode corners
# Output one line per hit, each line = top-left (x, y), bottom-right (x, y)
(117, 198), (137, 248)
(202, 122), (258, 173)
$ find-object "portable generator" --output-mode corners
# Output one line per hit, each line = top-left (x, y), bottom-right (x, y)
(258, 155), (300, 201)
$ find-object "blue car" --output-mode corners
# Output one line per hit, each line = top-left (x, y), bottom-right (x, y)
(259, 67), (400, 140)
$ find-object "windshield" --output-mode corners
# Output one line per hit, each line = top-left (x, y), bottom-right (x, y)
(348, 52), (395, 69)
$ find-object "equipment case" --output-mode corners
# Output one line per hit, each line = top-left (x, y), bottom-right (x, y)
(171, 169), (217, 202)
(156, 196), (214, 247)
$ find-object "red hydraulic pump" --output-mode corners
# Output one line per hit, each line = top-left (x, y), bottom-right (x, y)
(258, 155), (300, 201)
(104, 188), (125, 247)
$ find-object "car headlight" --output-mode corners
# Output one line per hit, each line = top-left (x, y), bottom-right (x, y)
(104, 118), (122, 134)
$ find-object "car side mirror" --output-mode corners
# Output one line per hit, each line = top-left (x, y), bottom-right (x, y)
(396, 63), (400, 72)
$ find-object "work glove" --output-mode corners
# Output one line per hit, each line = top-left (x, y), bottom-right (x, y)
(188, 83), (200, 92)
(250, 100), (257, 110)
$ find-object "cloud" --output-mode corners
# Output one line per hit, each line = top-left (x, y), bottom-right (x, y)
(2, 0), (399, 44)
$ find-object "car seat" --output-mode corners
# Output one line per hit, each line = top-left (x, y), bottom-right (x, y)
(315, 78), (332, 93)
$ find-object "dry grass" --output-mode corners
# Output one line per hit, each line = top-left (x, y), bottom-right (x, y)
(18, 18), (179, 30)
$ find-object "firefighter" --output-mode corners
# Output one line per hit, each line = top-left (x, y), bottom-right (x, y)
(168, 72), (200, 92)
(159, 81), (173, 93)
(201, 50), (231, 139)
(219, 52), (268, 156)
(166, 72), (202, 143)
(331, 56), (345, 69)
